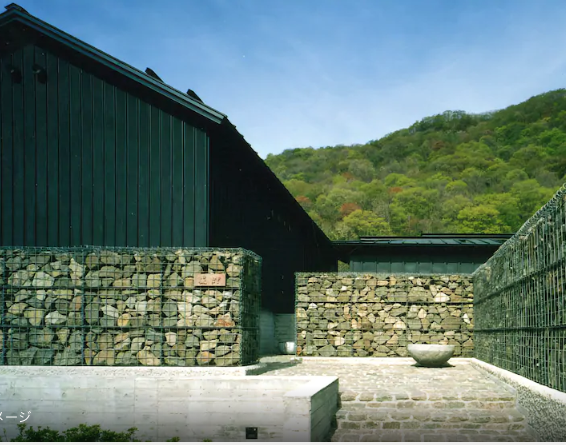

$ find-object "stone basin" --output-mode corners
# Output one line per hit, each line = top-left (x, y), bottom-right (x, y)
(407, 344), (455, 367)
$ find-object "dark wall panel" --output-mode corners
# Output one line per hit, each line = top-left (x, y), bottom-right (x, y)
(209, 127), (337, 314)
(34, 46), (48, 246)
(11, 49), (24, 246)
(0, 43), (209, 248)
(45, 48), (59, 246)
(57, 56), (71, 247)
(23, 44), (36, 246)
(0, 49), (13, 244)
(69, 63), (83, 246)
(350, 249), (494, 274)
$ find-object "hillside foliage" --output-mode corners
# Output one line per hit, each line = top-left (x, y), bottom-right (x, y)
(265, 89), (566, 240)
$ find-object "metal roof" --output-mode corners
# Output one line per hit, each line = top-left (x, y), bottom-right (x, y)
(334, 234), (513, 247)
(0, 3), (227, 124)
(0, 3), (337, 253)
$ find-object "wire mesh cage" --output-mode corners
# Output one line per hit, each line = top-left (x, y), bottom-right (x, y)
(473, 184), (566, 392)
(0, 246), (261, 367)
(295, 272), (475, 358)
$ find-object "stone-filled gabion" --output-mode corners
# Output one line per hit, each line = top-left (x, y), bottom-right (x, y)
(473, 185), (566, 393)
(296, 273), (474, 358)
(0, 247), (261, 367)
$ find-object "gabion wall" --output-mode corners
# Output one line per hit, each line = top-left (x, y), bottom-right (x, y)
(474, 185), (566, 392)
(0, 247), (261, 367)
(296, 273), (474, 358)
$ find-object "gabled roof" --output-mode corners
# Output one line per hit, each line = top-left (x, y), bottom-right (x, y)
(0, 3), (337, 254)
(0, 3), (226, 124)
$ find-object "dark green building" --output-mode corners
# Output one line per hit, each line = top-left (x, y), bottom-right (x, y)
(0, 3), (337, 315)
(334, 234), (513, 274)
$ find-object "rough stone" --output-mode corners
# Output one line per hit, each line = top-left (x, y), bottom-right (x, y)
(296, 273), (474, 358)
(32, 271), (55, 287)
(45, 311), (67, 325)
(137, 350), (161, 366)
(24, 308), (45, 326)
(0, 247), (261, 367)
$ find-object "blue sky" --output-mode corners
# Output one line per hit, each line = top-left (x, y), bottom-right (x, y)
(15, 0), (566, 158)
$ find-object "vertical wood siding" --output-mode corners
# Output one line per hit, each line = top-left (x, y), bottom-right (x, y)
(0, 44), (209, 247)
(209, 129), (336, 314)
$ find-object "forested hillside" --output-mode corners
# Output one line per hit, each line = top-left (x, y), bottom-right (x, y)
(265, 89), (566, 240)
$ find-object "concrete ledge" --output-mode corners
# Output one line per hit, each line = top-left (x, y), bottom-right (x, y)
(284, 376), (338, 398)
(0, 364), (266, 377)
(299, 356), (472, 365)
(0, 367), (338, 442)
(471, 358), (566, 441)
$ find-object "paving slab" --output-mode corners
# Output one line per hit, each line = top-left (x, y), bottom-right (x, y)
(259, 357), (538, 442)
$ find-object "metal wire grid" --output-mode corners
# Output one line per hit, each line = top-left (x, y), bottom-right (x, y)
(295, 272), (475, 358)
(0, 246), (261, 367)
(473, 184), (566, 392)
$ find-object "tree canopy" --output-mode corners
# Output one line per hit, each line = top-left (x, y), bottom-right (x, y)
(265, 89), (566, 240)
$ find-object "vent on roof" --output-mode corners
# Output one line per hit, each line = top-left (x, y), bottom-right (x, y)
(186, 89), (203, 103)
(144, 67), (163, 82)
(5, 3), (28, 13)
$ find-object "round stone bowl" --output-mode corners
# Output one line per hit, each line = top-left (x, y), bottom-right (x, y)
(407, 344), (455, 367)
(279, 341), (296, 355)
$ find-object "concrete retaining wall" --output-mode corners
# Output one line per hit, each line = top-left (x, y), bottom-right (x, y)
(296, 273), (474, 357)
(0, 366), (338, 441)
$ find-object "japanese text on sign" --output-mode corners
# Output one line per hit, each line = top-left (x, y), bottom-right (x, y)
(194, 273), (226, 286)
(0, 411), (31, 422)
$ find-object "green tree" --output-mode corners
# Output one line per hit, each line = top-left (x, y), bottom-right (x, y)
(456, 205), (511, 233)
(473, 193), (522, 230)
(338, 209), (392, 239)
(445, 180), (468, 195)
(442, 195), (473, 230)
(510, 180), (555, 220)
(263, 88), (566, 238)
(384, 173), (415, 188)
(348, 159), (376, 182)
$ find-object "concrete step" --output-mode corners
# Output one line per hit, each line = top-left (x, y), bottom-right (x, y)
(339, 389), (516, 402)
(338, 397), (517, 411)
(331, 428), (536, 442)
(336, 407), (526, 428)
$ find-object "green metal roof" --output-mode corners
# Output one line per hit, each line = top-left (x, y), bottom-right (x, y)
(334, 234), (513, 247)
(0, 3), (226, 124)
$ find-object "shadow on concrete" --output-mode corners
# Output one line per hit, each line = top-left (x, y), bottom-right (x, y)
(412, 363), (456, 368)
(248, 360), (302, 375)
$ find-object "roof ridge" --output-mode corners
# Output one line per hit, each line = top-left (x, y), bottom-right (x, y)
(0, 4), (227, 123)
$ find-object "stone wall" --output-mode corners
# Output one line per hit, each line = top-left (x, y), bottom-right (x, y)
(296, 273), (474, 358)
(473, 185), (566, 393)
(0, 247), (261, 367)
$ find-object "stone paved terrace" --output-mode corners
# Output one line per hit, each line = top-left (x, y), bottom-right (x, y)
(258, 357), (538, 442)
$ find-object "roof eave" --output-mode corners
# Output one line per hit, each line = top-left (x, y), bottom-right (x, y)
(219, 118), (338, 253)
(0, 9), (226, 124)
